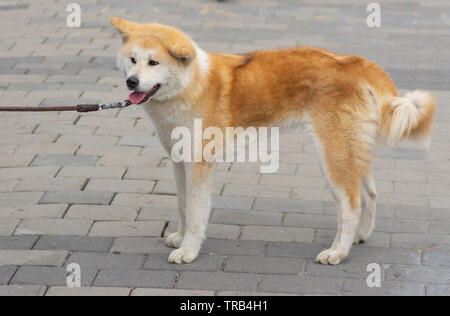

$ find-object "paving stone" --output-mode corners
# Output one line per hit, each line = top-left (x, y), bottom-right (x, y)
(396, 206), (450, 222)
(46, 286), (131, 296)
(426, 284), (450, 296)
(110, 237), (169, 255)
(132, 288), (214, 296)
(259, 274), (341, 295)
(348, 247), (420, 265)
(253, 198), (324, 214)
(211, 209), (282, 226)
(136, 206), (178, 221)
(0, 219), (19, 236)
(0, 236), (38, 250)
(94, 270), (177, 288)
(0, 166), (59, 180)
(85, 179), (155, 194)
(176, 272), (259, 292)
(260, 174), (326, 188)
(241, 226), (315, 243)
(0, 285), (46, 296)
(0, 192), (44, 207)
(283, 214), (336, 229)
(67, 252), (145, 271)
(0, 266), (16, 285)
(34, 236), (113, 253)
(391, 233), (450, 250)
(58, 134), (119, 146)
(15, 144), (77, 155)
(225, 256), (303, 274)
(15, 219), (92, 236)
(266, 242), (330, 259)
(375, 218), (429, 234)
(35, 123), (96, 136)
(14, 178), (86, 192)
(422, 250), (450, 267)
(58, 167), (126, 179)
(30, 154), (98, 167)
(223, 184), (291, 199)
(65, 205), (139, 221)
(0, 250), (68, 267)
(112, 193), (178, 208)
(154, 179), (225, 195)
(430, 222), (450, 234)
(77, 144), (142, 156)
(97, 155), (161, 168)
(386, 265), (450, 284)
(202, 239), (266, 256)
(40, 191), (114, 205)
(124, 167), (174, 181)
(89, 221), (165, 237)
(0, 154), (34, 168)
(144, 253), (225, 272)
(0, 134), (57, 145)
(0, 205), (67, 220)
(211, 195), (254, 211)
(11, 266), (97, 287)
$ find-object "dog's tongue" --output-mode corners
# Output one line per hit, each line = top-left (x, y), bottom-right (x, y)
(129, 91), (147, 104)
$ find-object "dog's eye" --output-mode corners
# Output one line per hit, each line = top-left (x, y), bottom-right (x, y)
(130, 57), (136, 64)
(149, 60), (159, 66)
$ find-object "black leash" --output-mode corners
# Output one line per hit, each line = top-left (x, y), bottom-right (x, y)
(0, 100), (132, 112)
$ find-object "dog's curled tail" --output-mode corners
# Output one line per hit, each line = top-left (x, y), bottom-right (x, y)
(379, 90), (436, 147)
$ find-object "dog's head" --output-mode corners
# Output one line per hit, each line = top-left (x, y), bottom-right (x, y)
(111, 18), (200, 103)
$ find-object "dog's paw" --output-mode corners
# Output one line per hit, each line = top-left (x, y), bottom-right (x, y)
(315, 249), (348, 265)
(165, 232), (183, 249)
(168, 248), (198, 264)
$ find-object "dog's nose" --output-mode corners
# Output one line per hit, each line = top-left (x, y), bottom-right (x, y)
(126, 76), (139, 89)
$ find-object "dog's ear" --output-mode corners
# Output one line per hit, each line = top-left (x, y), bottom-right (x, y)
(168, 42), (196, 65)
(110, 17), (139, 42)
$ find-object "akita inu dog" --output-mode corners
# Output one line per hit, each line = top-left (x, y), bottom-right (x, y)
(111, 18), (435, 265)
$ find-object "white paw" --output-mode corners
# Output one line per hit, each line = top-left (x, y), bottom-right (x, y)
(165, 232), (183, 249)
(168, 248), (199, 264)
(315, 248), (348, 265)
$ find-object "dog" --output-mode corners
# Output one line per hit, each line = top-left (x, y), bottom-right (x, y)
(111, 18), (436, 265)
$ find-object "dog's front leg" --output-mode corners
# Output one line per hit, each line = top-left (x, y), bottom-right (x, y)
(168, 161), (215, 264)
(165, 162), (186, 249)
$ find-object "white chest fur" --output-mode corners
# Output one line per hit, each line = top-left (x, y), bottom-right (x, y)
(143, 100), (194, 153)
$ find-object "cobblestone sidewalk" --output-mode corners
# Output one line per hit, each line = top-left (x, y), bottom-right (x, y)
(0, 0), (449, 296)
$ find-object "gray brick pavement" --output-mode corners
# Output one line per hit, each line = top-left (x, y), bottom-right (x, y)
(0, 0), (448, 296)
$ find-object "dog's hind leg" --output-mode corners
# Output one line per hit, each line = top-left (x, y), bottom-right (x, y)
(165, 162), (187, 249)
(168, 162), (215, 264)
(311, 129), (363, 265)
(354, 172), (377, 244)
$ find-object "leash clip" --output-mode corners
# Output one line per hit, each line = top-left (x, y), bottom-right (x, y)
(98, 99), (132, 110)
